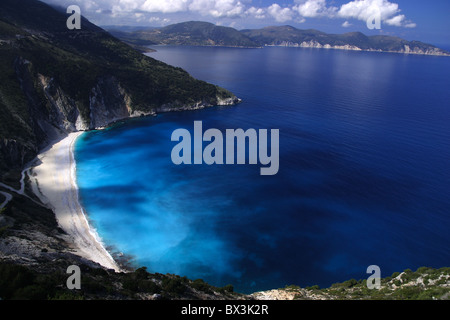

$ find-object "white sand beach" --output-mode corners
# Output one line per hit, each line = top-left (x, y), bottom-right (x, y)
(30, 132), (120, 271)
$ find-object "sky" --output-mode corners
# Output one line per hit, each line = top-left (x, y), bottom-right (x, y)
(43, 0), (450, 47)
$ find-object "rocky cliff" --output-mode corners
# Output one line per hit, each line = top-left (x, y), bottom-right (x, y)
(0, 0), (240, 176)
(241, 26), (450, 56)
(266, 40), (449, 56)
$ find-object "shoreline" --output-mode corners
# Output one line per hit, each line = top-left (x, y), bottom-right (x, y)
(30, 132), (121, 272)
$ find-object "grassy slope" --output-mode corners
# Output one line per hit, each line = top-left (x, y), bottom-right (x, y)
(272, 267), (450, 300)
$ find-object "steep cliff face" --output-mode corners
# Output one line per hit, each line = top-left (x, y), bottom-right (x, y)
(1, 58), (129, 173)
(268, 40), (363, 51)
(155, 95), (241, 113)
(2, 58), (239, 175)
(265, 40), (450, 56)
(88, 76), (131, 129)
(241, 27), (450, 56)
(38, 74), (81, 132)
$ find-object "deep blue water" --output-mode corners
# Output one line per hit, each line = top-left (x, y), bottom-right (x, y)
(76, 46), (450, 293)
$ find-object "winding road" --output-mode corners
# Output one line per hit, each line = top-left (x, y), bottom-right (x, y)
(0, 191), (12, 209)
(0, 166), (39, 209)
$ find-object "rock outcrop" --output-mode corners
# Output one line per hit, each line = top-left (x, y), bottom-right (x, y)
(266, 40), (450, 56)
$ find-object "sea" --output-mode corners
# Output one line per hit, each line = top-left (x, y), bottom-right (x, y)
(75, 46), (450, 294)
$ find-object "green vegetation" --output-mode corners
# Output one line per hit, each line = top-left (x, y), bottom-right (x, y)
(0, 225), (9, 237)
(284, 284), (301, 291)
(286, 267), (450, 300)
(219, 284), (234, 293)
(0, 262), (246, 300)
(161, 276), (188, 297)
(107, 21), (259, 48)
(191, 278), (213, 294)
(0, 262), (78, 300)
(305, 285), (320, 290)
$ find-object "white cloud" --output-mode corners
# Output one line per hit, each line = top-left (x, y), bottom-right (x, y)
(268, 4), (294, 23)
(342, 20), (352, 27)
(337, 0), (416, 28)
(246, 6), (266, 19)
(212, 0), (246, 18)
(141, 0), (189, 13)
(338, 0), (397, 21)
(384, 14), (404, 26)
(144, 16), (172, 25)
(189, 0), (246, 18)
(134, 12), (144, 21)
(294, 0), (336, 18)
(40, 0), (416, 28)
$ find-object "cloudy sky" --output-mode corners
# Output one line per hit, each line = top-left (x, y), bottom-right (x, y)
(43, 0), (450, 47)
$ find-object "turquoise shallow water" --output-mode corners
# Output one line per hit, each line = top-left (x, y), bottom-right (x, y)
(76, 47), (450, 293)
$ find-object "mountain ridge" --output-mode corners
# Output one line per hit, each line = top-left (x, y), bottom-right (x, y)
(107, 21), (450, 56)
(108, 20), (259, 48)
